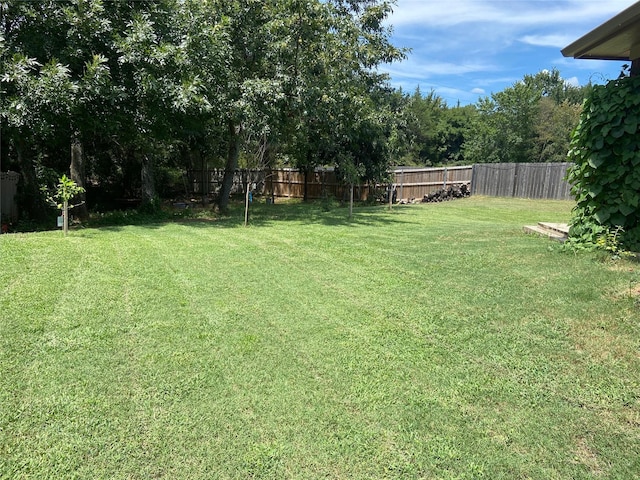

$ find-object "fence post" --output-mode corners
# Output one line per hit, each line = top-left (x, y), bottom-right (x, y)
(543, 163), (551, 199)
(471, 164), (477, 195)
(443, 167), (448, 189)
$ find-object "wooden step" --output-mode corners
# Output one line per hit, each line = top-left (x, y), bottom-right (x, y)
(523, 222), (569, 242)
(538, 222), (569, 235)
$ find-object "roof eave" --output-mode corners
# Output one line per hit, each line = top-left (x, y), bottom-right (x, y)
(562, 2), (640, 60)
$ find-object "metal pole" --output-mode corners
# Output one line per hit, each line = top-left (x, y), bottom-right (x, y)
(0, 137), (2, 222)
(0, 3), (3, 224)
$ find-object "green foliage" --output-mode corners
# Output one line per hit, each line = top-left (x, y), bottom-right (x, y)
(0, 0), (404, 214)
(563, 221), (632, 260)
(464, 69), (587, 165)
(595, 226), (633, 260)
(320, 193), (340, 211)
(401, 88), (476, 166)
(40, 174), (86, 235)
(565, 217), (607, 249)
(567, 75), (640, 251)
(535, 98), (582, 163)
(42, 174), (85, 210)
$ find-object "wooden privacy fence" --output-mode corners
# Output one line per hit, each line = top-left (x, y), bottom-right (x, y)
(391, 166), (472, 200)
(267, 168), (365, 200)
(187, 162), (574, 202)
(471, 162), (573, 200)
(187, 168), (375, 201)
(1, 171), (20, 221)
(187, 166), (474, 201)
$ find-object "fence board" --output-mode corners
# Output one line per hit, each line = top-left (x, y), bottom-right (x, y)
(187, 163), (573, 202)
(472, 162), (572, 200)
(1, 171), (20, 221)
(391, 166), (472, 200)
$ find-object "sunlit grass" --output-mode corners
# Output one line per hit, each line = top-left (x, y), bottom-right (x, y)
(1, 197), (639, 479)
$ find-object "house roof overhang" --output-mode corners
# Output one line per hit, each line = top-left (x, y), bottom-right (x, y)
(562, 1), (640, 61)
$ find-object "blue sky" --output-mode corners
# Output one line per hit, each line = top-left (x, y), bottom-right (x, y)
(382, 0), (638, 105)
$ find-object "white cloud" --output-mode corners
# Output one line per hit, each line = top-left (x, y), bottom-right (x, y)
(382, 57), (498, 79)
(389, 0), (636, 28)
(564, 76), (580, 87)
(383, 0), (637, 105)
(519, 34), (575, 48)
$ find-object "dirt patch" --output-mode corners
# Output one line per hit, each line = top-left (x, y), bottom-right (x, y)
(573, 438), (605, 476)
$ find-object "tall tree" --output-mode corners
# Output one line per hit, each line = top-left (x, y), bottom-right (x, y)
(212, 0), (276, 212)
(535, 98), (581, 163)
(212, 0), (404, 210)
(403, 87), (445, 165)
(1, 0), (226, 215)
(464, 70), (589, 164)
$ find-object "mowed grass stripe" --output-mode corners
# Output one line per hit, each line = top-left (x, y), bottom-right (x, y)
(1, 197), (639, 478)
(111, 222), (490, 476)
(108, 224), (392, 476)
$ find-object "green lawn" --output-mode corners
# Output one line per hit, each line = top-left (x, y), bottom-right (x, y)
(1, 197), (639, 479)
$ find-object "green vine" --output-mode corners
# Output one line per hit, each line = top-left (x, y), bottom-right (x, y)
(566, 74), (640, 252)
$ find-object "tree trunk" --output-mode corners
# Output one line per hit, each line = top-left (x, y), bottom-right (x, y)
(189, 148), (207, 205)
(63, 200), (69, 236)
(140, 152), (156, 207)
(303, 168), (308, 202)
(70, 131), (89, 221)
(349, 183), (354, 218)
(218, 121), (241, 212)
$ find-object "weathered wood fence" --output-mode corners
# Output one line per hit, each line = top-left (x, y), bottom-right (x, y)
(187, 166), (474, 202)
(188, 168), (376, 201)
(0, 162), (573, 224)
(391, 166), (472, 200)
(471, 162), (573, 200)
(187, 162), (574, 202)
(1, 171), (20, 221)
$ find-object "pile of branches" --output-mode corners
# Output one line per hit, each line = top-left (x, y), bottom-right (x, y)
(421, 183), (471, 203)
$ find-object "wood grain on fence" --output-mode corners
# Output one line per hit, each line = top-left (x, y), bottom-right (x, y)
(1, 171), (20, 221)
(471, 163), (572, 200)
(187, 162), (574, 202)
(392, 166), (472, 200)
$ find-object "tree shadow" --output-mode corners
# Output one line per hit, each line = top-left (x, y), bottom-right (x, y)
(189, 199), (417, 229)
(78, 198), (417, 233)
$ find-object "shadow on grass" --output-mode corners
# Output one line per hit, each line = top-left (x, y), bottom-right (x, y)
(81, 198), (415, 232)
(188, 199), (417, 229)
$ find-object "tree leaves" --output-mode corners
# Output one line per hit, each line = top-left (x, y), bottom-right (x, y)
(464, 69), (585, 165)
(2, 0), (405, 213)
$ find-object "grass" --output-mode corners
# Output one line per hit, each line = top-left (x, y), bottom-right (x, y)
(1, 196), (639, 479)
